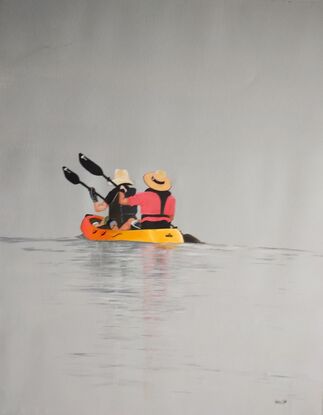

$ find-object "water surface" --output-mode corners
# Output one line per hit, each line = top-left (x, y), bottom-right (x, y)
(1, 237), (323, 414)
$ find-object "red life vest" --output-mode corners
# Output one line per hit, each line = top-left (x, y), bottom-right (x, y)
(127, 189), (175, 223)
(141, 189), (172, 222)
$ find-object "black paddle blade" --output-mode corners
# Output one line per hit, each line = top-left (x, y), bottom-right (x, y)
(62, 166), (80, 185)
(79, 153), (103, 176)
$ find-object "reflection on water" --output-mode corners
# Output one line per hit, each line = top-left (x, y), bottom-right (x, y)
(0, 237), (323, 415)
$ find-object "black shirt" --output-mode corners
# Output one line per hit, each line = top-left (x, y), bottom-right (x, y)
(104, 185), (137, 205)
(104, 187), (119, 205)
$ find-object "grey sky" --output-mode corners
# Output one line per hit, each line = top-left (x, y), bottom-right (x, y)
(1, 0), (323, 249)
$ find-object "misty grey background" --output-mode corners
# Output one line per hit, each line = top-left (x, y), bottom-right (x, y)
(1, 0), (323, 249)
(2, 3), (323, 414)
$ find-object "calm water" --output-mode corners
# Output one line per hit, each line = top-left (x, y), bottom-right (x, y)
(1, 236), (323, 415)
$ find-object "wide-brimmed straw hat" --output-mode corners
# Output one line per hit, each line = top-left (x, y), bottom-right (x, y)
(113, 169), (133, 186)
(143, 170), (171, 191)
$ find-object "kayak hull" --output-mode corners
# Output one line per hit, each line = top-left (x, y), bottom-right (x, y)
(80, 215), (184, 244)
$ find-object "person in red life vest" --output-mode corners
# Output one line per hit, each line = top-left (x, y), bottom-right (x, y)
(119, 170), (176, 229)
(89, 169), (137, 230)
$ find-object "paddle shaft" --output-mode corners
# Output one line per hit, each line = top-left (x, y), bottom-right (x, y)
(78, 180), (106, 201)
(103, 174), (118, 187)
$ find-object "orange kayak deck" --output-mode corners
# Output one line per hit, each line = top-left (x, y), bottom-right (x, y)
(80, 215), (184, 244)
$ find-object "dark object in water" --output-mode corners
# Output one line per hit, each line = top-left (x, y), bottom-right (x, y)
(183, 233), (202, 244)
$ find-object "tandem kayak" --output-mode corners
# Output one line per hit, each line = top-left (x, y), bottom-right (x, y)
(80, 215), (184, 244)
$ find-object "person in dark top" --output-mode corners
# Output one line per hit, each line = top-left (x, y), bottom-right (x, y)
(89, 169), (137, 229)
(119, 170), (176, 229)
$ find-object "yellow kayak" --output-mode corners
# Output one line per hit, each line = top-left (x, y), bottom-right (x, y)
(80, 215), (184, 244)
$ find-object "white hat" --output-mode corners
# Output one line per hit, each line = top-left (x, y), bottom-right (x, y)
(112, 169), (134, 186)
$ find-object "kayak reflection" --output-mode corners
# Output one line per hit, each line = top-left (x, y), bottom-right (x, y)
(82, 242), (177, 318)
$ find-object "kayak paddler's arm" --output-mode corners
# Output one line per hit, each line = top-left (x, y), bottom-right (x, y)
(118, 191), (129, 205)
(94, 201), (108, 212)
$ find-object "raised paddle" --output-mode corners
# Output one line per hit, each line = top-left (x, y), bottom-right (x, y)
(62, 166), (106, 200)
(79, 153), (118, 187)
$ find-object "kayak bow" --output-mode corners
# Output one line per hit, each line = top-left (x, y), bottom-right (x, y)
(80, 215), (184, 244)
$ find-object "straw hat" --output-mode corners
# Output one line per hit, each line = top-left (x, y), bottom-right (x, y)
(143, 170), (171, 191)
(113, 169), (134, 186)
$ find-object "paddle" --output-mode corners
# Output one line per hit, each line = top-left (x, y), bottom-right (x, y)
(62, 166), (106, 200)
(79, 153), (117, 187)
